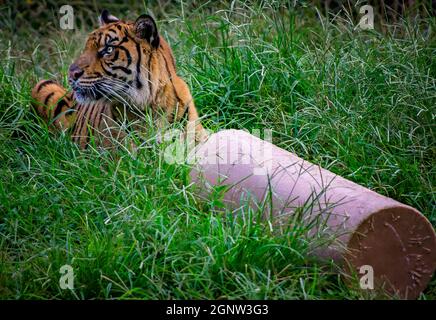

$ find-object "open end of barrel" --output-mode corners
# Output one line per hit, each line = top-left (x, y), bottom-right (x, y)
(344, 206), (436, 299)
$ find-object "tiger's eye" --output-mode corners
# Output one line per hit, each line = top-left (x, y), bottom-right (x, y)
(106, 46), (114, 54)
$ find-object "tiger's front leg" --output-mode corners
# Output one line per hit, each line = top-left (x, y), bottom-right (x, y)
(31, 80), (77, 131)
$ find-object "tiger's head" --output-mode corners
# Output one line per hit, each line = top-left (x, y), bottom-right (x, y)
(68, 10), (162, 106)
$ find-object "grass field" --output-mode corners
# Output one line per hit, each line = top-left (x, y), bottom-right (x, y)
(0, 1), (435, 299)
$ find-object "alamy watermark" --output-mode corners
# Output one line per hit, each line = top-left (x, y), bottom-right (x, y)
(60, 5), (74, 30)
(357, 5), (374, 30)
(59, 264), (74, 290)
(162, 124), (274, 176)
(58, 4), (374, 31)
(359, 265), (374, 290)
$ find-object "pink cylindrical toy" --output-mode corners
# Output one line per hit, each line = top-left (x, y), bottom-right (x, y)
(189, 129), (436, 299)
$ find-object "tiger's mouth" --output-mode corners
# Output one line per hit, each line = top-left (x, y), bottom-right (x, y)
(72, 85), (103, 103)
(71, 80), (130, 105)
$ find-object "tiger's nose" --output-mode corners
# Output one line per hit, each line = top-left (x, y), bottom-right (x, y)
(68, 63), (84, 81)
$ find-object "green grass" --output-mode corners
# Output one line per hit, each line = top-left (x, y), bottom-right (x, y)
(0, 1), (435, 299)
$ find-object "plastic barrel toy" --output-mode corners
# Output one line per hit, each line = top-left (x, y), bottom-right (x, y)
(190, 129), (436, 299)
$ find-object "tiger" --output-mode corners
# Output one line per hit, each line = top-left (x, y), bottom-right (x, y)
(31, 9), (208, 149)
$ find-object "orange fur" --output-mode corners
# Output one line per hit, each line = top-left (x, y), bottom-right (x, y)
(31, 80), (76, 130)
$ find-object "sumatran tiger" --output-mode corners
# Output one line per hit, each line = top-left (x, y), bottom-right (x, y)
(31, 10), (208, 149)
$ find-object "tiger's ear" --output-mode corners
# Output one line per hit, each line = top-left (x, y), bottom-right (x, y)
(134, 14), (160, 48)
(99, 9), (120, 26)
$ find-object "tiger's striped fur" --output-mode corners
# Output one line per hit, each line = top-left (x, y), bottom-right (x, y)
(31, 10), (207, 149)
(31, 80), (126, 150)
(31, 80), (76, 130)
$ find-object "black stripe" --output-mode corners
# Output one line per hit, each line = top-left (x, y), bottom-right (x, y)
(160, 50), (186, 122)
(82, 72), (103, 80)
(147, 53), (153, 98)
(118, 36), (128, 45)
(117, 46), (132, 66)
(161, 51), (180, 101)
(100, 61), (119, 78)
(181, 103), (189, 121)
(73, 103), (87, 142)
(70, 108), (79, 136)
(36, 80), (54, 93)
(111, 65), (132, 75)
(53, 99), (69, 118)
(110, 50), (119, 62)
(109, 37), (119, 43)
(95, 106), (106, 132)
(43, 92), (54, 106)
(135, 42), (143, 89)
(88, 104), (100, 140)
(96, 33), (103, 47)
(71, 106), (82, 139)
